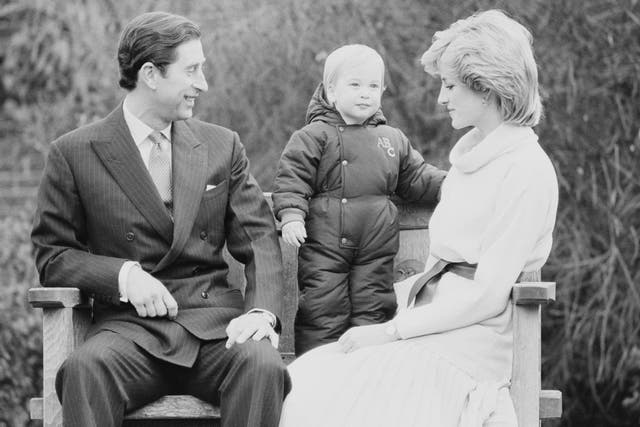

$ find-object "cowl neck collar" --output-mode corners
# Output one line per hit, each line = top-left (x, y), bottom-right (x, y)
(449, 124), (538, 173)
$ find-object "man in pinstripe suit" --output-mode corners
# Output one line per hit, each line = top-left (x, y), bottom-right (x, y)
(31, 12), (290, 427)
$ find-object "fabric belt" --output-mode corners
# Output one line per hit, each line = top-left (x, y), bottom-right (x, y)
(407, 259), (530, 307)
(407, 259), (477, 307)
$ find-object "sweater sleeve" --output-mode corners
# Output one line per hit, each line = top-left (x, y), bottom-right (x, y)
(272, 128), (324, 220)
(394, 166), (557, 338)
(395, 130), (447, 203)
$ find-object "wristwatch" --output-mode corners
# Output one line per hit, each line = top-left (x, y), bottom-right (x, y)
(259, 311), (277, 328)
(384, 321), (400, 340)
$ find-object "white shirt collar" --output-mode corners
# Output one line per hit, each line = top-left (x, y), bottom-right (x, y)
(122, 96), (172, 146)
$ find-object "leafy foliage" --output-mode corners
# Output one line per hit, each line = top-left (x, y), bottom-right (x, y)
(533, 1), (640, 425)
(1, 0), (639, 425)
(0, 203), (41, 427)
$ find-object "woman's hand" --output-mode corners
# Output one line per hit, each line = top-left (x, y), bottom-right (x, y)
(282, 221), (307, 247)
(338, 322), (398, 353)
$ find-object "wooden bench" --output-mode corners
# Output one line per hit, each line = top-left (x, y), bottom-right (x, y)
(28, 197), (561, 426)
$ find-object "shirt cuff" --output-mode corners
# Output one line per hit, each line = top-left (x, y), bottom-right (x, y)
(118, 261), (141, 303)
(247, 308), (277, 328)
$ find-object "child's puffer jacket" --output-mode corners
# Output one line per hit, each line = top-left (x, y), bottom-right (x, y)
(273, 83), (445, 250)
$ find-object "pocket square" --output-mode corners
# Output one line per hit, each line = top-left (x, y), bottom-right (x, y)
(205, 184), (217, 191)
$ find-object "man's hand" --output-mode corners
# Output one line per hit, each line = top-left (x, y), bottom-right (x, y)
(225, 312), (279, 349)
(126, 266), (178, 319)
(281, 221), (307, 248)
(337, 323), (397, 353)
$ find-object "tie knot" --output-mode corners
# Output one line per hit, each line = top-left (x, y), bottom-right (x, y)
(148, 131), (167, 147)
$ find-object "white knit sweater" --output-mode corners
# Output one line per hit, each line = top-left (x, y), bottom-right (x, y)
(394, 124), (558, 372)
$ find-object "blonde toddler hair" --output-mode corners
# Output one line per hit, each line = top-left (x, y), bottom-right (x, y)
(323, 44), (385, 93)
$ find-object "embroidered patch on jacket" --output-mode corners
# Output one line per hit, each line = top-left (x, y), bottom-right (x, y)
(377, 137), (396, 157)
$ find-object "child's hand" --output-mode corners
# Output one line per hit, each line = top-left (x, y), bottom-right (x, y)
(282, 221), (307, 247)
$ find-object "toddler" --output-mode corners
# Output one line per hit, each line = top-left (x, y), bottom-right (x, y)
(272, 44), (446, 355)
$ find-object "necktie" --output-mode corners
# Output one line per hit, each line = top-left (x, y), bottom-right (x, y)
(148, 131), (172, 204)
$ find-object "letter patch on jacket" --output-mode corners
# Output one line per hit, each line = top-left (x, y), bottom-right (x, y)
(377, 137), (396, 157)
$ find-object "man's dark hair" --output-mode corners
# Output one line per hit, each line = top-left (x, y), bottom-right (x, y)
(117, 12), (201, 90)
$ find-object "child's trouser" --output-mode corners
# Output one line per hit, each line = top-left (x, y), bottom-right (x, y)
(294, 233), (398, 355)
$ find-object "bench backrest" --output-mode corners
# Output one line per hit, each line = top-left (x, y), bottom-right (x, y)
(224, 197), (553, 425)
(224, 197), (433, 358)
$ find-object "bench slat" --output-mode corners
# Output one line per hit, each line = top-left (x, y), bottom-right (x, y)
(126, 395), (220, 420)
(31, 389), (562, 420)
(30, 396), (221, 420)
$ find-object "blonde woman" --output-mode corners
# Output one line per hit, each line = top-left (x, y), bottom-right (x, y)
(279, 10), (558, 427)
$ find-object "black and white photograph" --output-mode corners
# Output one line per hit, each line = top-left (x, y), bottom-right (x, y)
(0, 1), (638, 426)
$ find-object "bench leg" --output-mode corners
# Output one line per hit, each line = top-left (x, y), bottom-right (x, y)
(41, 307), (91, 427)
(511, 304), (542, 427)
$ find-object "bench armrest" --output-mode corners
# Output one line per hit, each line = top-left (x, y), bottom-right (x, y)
(28, 287), (90, 309)
(29, 286), (92, 425)
(512, 282), (556, 305)
(511, 281), (558, 426)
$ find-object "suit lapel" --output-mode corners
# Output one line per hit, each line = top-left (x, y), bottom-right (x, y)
(91, 107), (174, 245)
(154, 120), (207, 272)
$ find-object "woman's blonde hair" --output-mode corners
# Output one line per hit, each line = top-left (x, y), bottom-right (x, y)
(421, 10), (543, 126)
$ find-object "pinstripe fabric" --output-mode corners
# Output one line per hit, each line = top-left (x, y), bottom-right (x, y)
(32, 103), (289, 425)
(185, 338), (291, 426)
(56, 331), (174, 427)
(56, 330), (289, 427)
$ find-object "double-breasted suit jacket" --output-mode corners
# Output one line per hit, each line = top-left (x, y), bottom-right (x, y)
(32, 104), (285, 366)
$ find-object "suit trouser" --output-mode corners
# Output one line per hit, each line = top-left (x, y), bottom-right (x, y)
(56, 330), (290, 427)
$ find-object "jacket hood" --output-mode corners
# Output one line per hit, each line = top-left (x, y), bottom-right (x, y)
(305, 83), (387, 126)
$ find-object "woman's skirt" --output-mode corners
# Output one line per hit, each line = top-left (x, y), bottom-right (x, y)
(279, 332), (515, 427)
